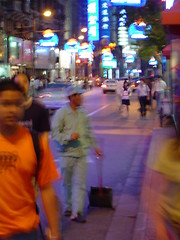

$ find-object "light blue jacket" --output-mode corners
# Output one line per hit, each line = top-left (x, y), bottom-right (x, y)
(51, 104), (97, 157)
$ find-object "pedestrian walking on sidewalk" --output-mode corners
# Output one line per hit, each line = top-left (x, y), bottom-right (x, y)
(121, 80), (131, 116)
(116, 80), (123, 111)
(14, 73), (50, 143)
(51, 85), (103, 223)
(152, 75), (167, 114)
(0, 80), (61, 240)
(149, 115), (180, 239)
(136, 79), (150, 118)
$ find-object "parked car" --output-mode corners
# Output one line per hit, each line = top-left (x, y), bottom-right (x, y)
(101, 79), (117, 94)
(35, 82), (71, 115)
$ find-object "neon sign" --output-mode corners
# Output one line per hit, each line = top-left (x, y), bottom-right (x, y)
(125, 54), (135, 63)
(78, 42), (92, 59)
(39, 34), (59, 47)
(118, 9), (128, 46)
(149, 57), (158, 66)
(88, 0), (100, 41)
(100, 0), (110, 43)
(102, 59), (117, 69)
(108, 0), (147, 7)
(64, 39), (80, 53)
(128, 21), (151, 40)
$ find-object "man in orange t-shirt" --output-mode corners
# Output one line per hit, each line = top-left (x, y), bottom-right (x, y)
(0, 80), (61, 240)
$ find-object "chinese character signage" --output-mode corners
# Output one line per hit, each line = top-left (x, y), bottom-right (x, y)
(88, 0), (100, 41)
(100, 0), (110, 44)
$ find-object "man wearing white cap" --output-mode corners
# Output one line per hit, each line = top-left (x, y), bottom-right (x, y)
(51, 85), (102, 223)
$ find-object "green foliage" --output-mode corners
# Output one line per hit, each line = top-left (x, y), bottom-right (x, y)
(126, 0), (166, 61)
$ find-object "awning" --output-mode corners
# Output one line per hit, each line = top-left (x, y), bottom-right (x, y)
(162, 0), (180, 25)
(162, 44), (171, 59)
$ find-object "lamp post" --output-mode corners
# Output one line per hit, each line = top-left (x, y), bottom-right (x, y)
(32, 10), (52, 77)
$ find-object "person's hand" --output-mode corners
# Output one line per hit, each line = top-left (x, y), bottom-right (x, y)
(95, 148), (103, 157)
(71, 133), (80, 140)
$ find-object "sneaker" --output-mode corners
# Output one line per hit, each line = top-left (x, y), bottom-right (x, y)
(64, 209), (72, 217)
(71, 213), (86, 223)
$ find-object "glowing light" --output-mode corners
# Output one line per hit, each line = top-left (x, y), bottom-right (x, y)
(43, 10), (52, 17)
(43, 29), (54, 38)
(81, 28), (87, 33)
(78, 35), (85, 40)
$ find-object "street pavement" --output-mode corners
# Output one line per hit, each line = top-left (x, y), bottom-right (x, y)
(38, 88), (176, 240)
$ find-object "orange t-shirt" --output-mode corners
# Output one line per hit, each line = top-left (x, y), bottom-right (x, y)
(0, 125), (59, 237)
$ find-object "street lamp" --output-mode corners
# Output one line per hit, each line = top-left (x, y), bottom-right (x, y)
(78, 35), (84, 40)
(32, 9), (52, 77)
(43, 10), (52, 17)
(81, 27), (87, 33)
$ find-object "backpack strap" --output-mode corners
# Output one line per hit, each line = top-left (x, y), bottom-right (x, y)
(30, 131), (40, 172)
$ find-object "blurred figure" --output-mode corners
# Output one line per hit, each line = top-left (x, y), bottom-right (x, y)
(14, 73), (50, 143)
(152, 75), (167, 113)
(136, 79), (150, 118)
(0, 80), (61, 240)
(116, 80), (123, 111)
(147, 108), (180, 239)
(121, 80), (131, 115)
(51, 85), (103, 223)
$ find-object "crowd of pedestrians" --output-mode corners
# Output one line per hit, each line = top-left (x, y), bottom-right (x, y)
(116, 75), (168, 120)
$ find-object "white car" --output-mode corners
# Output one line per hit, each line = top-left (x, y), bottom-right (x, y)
(101, 79), (117, 94)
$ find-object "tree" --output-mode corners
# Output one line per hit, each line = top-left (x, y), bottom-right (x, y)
(126, 0), (166, 61)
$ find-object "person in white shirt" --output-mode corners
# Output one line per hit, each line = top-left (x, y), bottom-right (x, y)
(116, 80), (124, 111)
(152, 75), (167, 113)
(136, 79), (150, 118)
(121, 80), (131, 114)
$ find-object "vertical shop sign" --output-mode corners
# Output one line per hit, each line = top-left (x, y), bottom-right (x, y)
(100, 0), (110, 44)
(88, 0), (100, 41)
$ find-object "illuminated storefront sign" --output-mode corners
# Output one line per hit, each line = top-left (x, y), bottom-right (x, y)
(125, 54), (135, 63)
(39, 34), (59, 47)
(88, 0), (100, 41)
(102, 59), (117, 68)
(9, 36), (22, 64)
(64, 39), (80, 53)
(118, 9), (128, 46)
(128, 21), (151, 40)
(108, 0), (146, 7)
(22, 40), (33, 63)
(102, 52), (114, 60)
(100, 0), (110, 43)
(78, 42), (93, 59)
(149, 56), (158, 66)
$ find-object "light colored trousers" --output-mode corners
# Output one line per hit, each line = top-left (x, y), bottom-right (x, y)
(61, 156), (87, 215)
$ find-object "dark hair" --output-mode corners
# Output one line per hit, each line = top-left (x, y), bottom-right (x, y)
(0, 80), (24, 93)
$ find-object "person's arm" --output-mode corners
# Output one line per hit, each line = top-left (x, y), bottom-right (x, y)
(40, 184), (61, 240)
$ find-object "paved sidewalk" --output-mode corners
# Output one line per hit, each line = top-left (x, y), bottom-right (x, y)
(133, 126), (176, 240)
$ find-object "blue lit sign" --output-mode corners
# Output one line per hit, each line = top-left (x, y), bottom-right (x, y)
(39, 34), (59, 47)
(78, 43), (93, 59)
(108, 0), (146, 7)
(128, 22), (151, 40)
(125, 54), (135, 63)
(64, 42), (80, 53)
(100, 0), (110, 44)
(149, 57), (158, 66)
(102, 59), (117, 69)
(88, 0), (100, 41)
